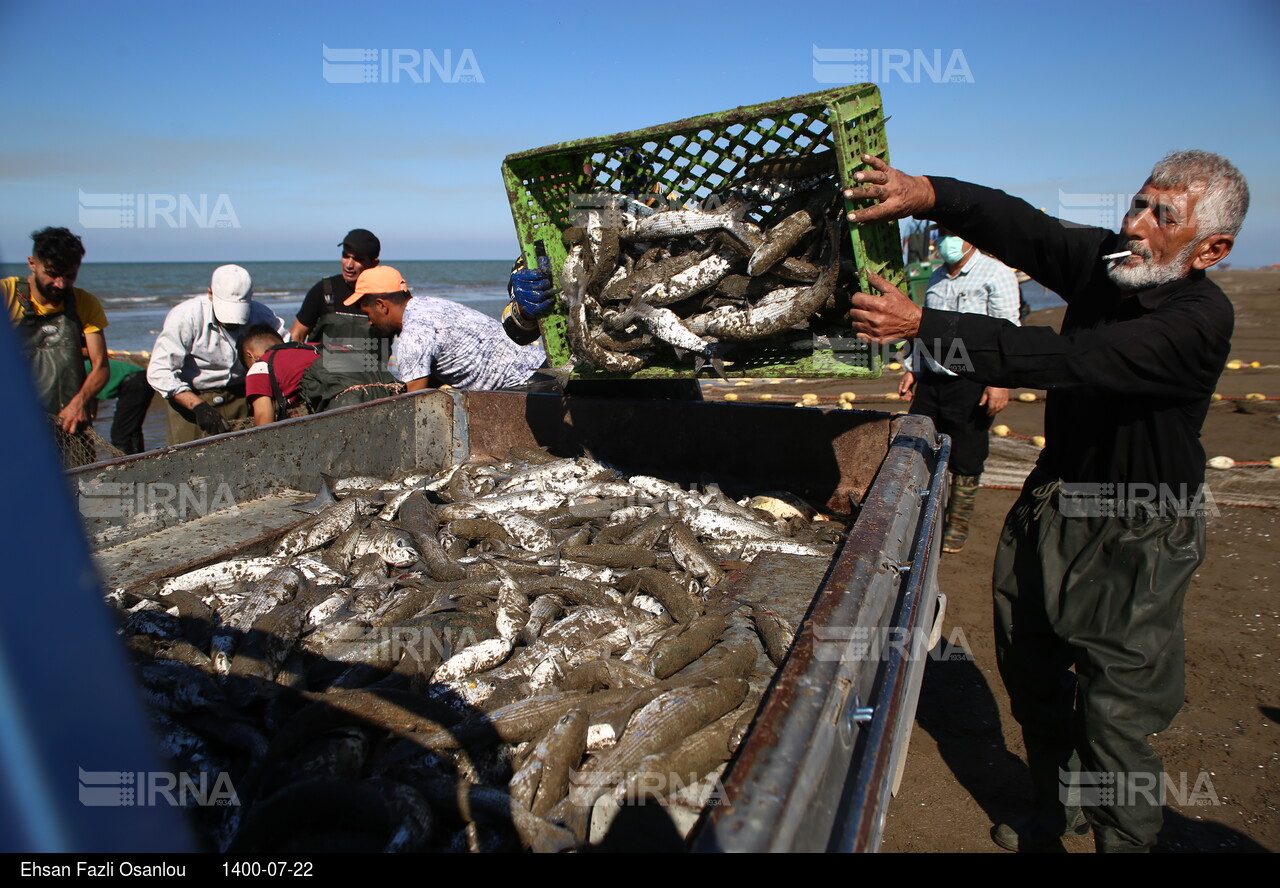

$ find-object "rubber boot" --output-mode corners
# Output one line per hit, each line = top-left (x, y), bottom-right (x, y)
(992, 745), (1091, 852)
(942, 473), (980, 554)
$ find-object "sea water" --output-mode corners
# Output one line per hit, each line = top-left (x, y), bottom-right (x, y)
(1, 260), (513, 453)
(0, 259), (514, 354)
(3, 260), (1063, 454)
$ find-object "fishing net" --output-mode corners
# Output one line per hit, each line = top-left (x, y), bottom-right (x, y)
(328, 381), (406, 408)
(51, 417), (124, 468)
(220, 382), (405, 433)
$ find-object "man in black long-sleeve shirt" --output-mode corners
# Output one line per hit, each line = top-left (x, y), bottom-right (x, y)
(845, 150), (1248, 853)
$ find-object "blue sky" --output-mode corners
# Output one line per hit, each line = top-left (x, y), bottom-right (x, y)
(2, 0), (1276, 267)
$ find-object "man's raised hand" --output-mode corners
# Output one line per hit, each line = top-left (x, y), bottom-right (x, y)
(842, 154), (936, 224)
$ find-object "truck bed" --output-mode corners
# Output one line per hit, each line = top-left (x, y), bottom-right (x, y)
(70, 389), (948, 852)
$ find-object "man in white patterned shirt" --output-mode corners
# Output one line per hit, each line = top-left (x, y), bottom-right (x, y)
(347, 266), (545, 392)
(900, 225), (1021, 553)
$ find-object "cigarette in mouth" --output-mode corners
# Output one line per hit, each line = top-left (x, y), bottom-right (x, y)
(1101, 251), (1133, 261)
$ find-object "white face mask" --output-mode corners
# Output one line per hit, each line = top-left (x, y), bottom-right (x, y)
(937, 235), (967, 264)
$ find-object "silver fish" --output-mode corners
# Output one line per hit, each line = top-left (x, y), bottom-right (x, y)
(432, 637), (514, 684)
(687, 226), (839, 341)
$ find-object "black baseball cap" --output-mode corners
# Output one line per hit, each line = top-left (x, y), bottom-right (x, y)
(339, 229), (381, 259)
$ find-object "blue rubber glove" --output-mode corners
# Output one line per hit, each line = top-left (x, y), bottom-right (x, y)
(510, 266), (555, 322)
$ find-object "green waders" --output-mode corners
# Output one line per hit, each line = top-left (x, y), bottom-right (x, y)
(14, 280), (95, 467)
(300, 310), (400, 411)
(991, 469), (1205, 852)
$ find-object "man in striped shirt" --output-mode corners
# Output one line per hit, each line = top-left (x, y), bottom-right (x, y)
(900, 225), (1021, 553)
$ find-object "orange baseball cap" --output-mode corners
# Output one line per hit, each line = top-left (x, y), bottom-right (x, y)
(343, 265), (408, 305)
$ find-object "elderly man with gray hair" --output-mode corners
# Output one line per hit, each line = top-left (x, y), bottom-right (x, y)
(844, 150), (1249, 853)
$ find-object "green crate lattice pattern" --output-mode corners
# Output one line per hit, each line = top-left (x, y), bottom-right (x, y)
(502, 85), (902, 379)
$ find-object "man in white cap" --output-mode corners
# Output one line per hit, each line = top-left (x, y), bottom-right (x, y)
(147, 264), (287, 444)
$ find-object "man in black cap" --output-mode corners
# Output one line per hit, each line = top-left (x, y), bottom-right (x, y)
(288, 228), (397, 410)
(290, 228), (381, 342)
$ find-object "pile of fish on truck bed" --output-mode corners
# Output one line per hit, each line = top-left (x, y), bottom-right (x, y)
(562, 153), (853, 376)
(110, 446), (845, 852)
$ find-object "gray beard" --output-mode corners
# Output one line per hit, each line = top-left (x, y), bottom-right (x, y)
(1106, 241), (1197, 291)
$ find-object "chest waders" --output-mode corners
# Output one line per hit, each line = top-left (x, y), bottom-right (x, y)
(14, 279), (87, 414)
(299, 277), (399, 411)
(15, 279), (97, 465)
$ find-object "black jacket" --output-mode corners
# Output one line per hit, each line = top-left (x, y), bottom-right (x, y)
(918, 176), (1233, 490)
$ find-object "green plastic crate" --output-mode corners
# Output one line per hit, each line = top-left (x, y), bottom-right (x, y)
(501, 84), (902, 380)
(907, 259), (943, 305)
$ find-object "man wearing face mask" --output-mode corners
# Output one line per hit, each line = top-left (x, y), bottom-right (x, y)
(845, 150), (1247, 853)
(899, 225), (1020, 554)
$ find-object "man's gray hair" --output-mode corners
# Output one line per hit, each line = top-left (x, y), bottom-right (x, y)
(1148, 150), (1249, 238)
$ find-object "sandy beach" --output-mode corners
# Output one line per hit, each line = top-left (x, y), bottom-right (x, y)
(702, 268), (1280, 852)
(84, 271), (1276, 852)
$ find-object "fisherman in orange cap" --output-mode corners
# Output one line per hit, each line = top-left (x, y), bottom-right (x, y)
(348, 266), (545, 392)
